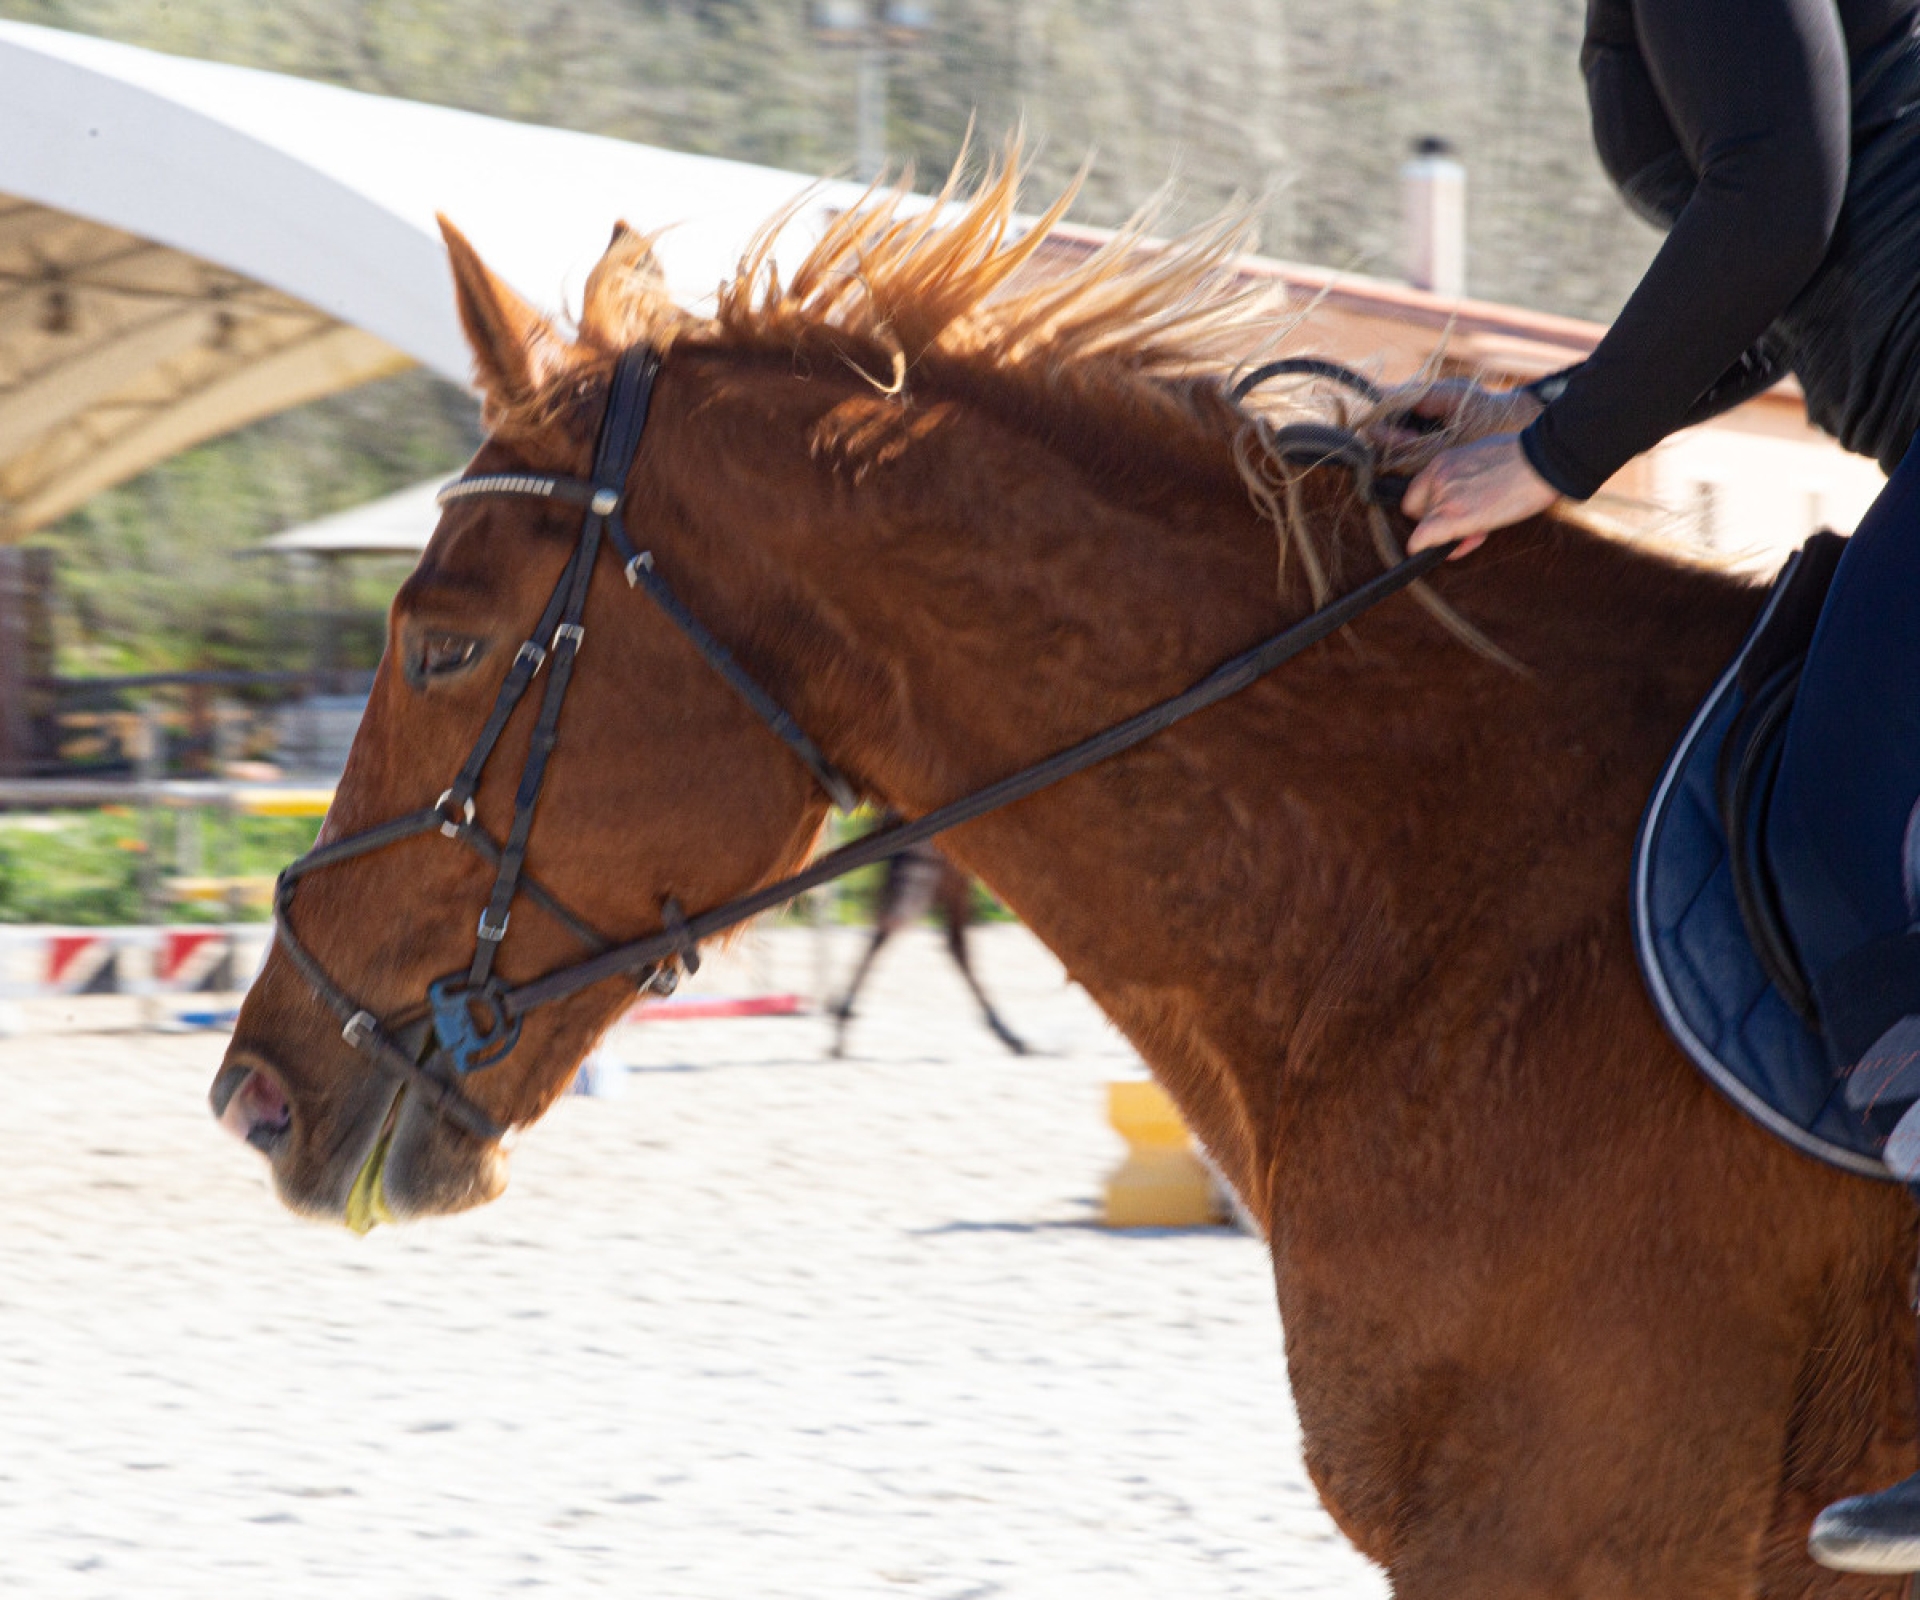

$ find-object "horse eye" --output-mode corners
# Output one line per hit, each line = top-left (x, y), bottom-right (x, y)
(416, 633), (481, 681)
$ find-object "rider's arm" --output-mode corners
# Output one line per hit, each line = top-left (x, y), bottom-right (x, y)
(1525, 337), (1790, 430)
(1519, 0), (1850, 499)
(1678, 339), (1794, 428)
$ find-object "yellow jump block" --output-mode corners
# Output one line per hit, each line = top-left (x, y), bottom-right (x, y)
(231, 786), (334, 819)
(1103, 1079), (1224, 1228)
(163, 874), (276, 909)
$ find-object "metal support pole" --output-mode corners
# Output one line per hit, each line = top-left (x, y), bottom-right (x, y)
(135, 705), (161, 924)
(812, 0), (929, 183)
(855, 33), (886, 182)
(1400, 136), (1467, 300)
(0, 548), (52, 778)
(0, 550), (26, 778)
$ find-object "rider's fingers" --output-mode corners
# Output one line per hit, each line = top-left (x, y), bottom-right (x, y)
(1407, 389), (1463, 418)
(1405, 470), (1476, 552)
(1406, 513), (1460, 554)
(1408, 510), (1486, 557)
(1400, 462), (1437, 522)
(1404, 378), (1484, 419)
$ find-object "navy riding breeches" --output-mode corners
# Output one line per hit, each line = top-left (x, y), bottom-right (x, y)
(1766, 430), (1920, 1060)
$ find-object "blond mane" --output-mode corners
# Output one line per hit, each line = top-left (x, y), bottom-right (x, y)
(565, 147), (1282, 410)
(536, 145), (1515, 667)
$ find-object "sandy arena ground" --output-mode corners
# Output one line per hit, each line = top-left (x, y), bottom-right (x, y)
(0, 923), (1387, 1599)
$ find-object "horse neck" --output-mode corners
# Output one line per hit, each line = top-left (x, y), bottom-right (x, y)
(664, 354), (1762, 1207)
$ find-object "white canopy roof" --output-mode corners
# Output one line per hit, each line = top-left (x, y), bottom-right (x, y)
(0, 22), (864, 537)
(250, 477), (442, 559)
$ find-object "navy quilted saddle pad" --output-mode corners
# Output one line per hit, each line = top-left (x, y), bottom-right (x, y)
(1631, 538), (1894, 1181)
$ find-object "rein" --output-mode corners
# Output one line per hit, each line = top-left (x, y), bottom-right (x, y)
(273, 347), (1434, 1142)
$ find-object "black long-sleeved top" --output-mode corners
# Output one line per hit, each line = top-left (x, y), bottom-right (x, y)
(1521, 0), (1920, 499)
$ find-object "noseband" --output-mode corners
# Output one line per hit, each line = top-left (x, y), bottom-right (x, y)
(273, 347), (1443, 1143)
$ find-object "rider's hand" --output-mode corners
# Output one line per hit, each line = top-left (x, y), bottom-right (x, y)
(1371, 376), (1546, 446)
(1403, 433), (1561, 558)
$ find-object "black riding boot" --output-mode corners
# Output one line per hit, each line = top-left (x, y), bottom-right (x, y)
(1812, 1475), (1920, 1572)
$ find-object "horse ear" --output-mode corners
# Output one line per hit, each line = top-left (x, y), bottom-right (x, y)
(579, 220), (667, 348)
(437, 215), (564, 412)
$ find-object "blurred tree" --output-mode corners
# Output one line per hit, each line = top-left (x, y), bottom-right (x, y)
(2, 0), (1655, 313)
(26, 371), (481, 674)
(1, 0), (1657, 671)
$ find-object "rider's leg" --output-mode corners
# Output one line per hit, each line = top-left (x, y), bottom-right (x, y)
(1766, 435), (1920, 1069)
(1766, 435), (1920, 1573)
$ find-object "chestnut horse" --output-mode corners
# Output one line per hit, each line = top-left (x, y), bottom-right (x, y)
(212, 163), (1917, 1596)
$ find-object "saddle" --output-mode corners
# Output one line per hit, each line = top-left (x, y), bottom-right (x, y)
(1632, 531), (1900, 1180)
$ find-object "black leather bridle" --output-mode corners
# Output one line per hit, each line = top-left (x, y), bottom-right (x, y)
(271, 347), (1443, 1143)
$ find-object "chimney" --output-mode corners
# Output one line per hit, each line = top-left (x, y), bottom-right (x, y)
(1401, 136), (1466, 299)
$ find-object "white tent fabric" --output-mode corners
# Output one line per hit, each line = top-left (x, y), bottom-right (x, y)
(251, 477), (442, 559)
(0, 22), (865, 536)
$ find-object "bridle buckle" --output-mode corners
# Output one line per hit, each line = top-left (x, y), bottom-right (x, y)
(435, 789), (476, 839)
(342, 1010), (377, 1049)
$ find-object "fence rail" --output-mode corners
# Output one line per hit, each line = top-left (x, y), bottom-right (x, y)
(0, 779), (332, 814)
(0, 781), (332, 925)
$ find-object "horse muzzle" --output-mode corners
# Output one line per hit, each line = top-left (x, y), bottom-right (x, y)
(208, 1045), (507, 1229)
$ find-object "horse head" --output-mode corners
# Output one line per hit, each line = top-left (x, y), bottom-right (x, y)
(210, 221), (847, 1228)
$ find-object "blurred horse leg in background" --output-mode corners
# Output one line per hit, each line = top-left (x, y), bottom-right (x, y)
(934, 855), (1028, 1056)
(831, 836), (1027, 1057)
(830, 839), (940, 1057)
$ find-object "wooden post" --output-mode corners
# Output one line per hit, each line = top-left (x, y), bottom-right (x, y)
(0, 548), (54, 777)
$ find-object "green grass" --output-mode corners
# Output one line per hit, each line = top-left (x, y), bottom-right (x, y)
(0, 807), (1014, 928)
(817, 812), (1015, 926)
(0, 811), (320, 925)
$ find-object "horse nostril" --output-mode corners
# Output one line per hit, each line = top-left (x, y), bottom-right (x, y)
(244, 1108), (291, 1155)
(243, 1114), (288, 1152)
(214, 1065), (293, 1156)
